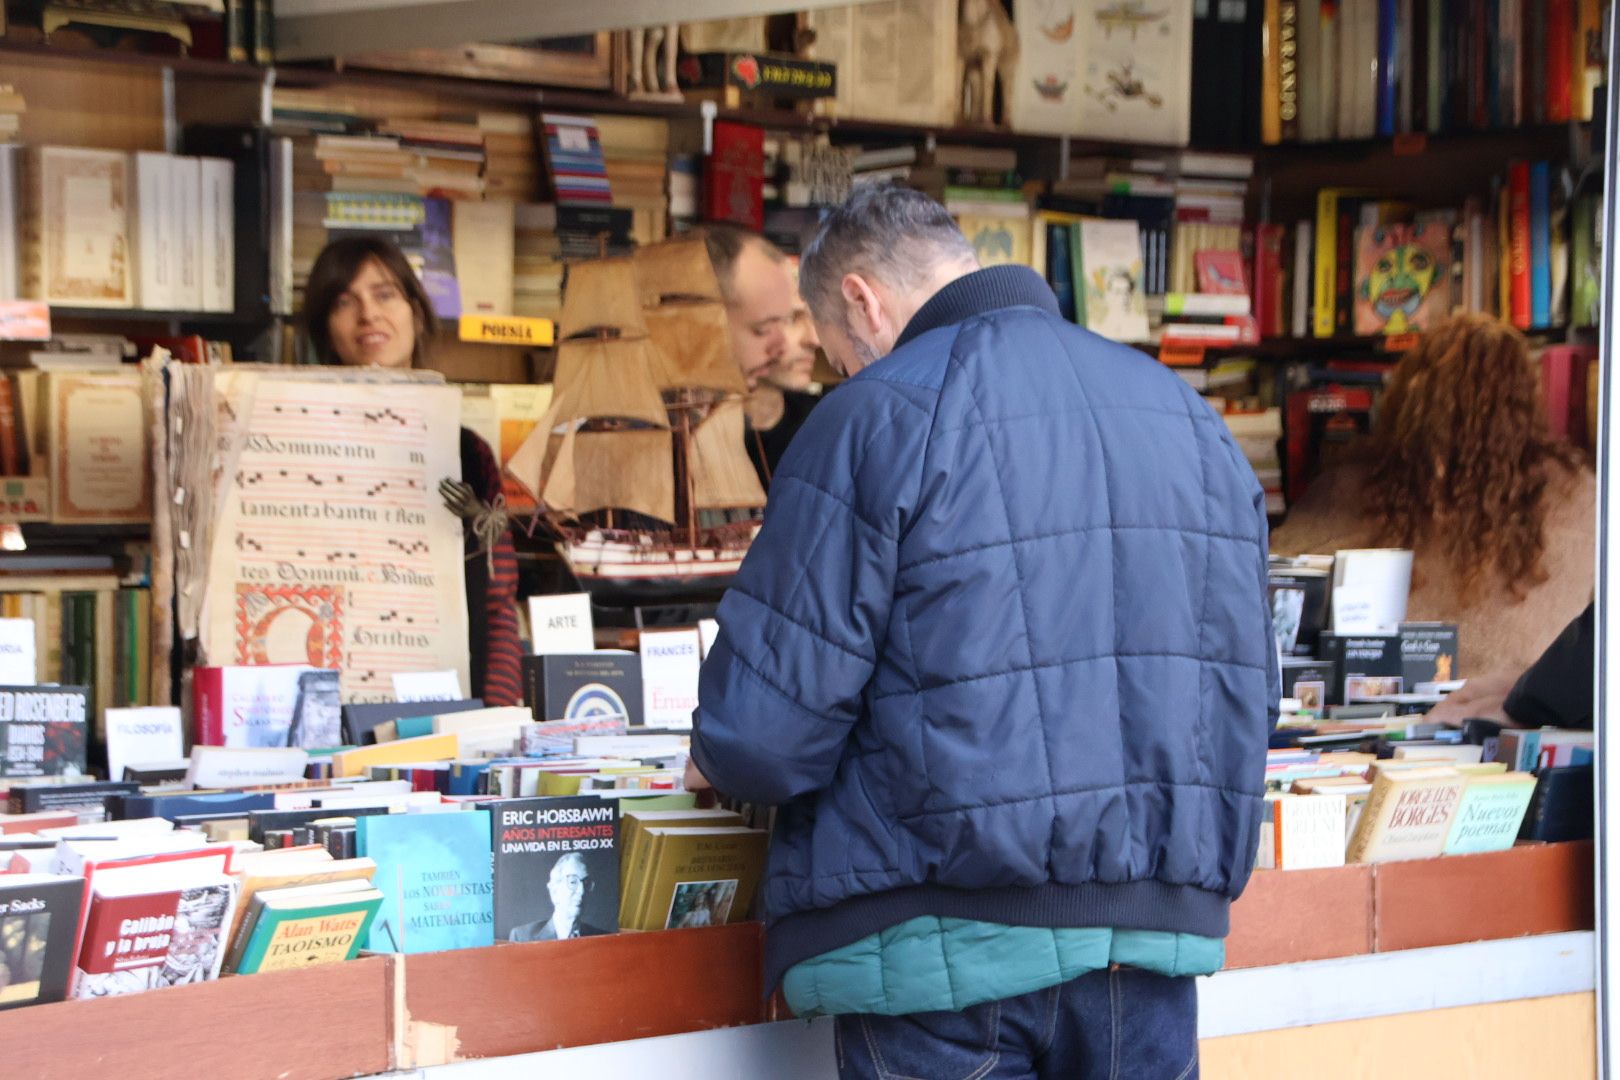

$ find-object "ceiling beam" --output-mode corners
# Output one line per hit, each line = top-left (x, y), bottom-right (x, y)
(275, 0), (875, 62)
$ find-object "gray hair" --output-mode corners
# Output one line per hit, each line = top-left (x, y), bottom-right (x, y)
(798, 184), (977, 324)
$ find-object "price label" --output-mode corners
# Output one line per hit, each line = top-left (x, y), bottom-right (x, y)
(0, 302), (50, 342)
(458, 315), (556, 347)
(1382, 332), (1420, 353)
(1392, 133), (1428, 156)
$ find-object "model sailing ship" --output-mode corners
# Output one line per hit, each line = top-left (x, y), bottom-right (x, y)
(508, 238), (767, 601)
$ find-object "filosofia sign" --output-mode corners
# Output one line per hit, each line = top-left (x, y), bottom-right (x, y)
(458, 315), (556, 347)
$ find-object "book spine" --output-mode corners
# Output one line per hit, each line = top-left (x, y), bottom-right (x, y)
(1529, 161), (1551, 327)
(1313, 190), (1339, 337)
(1321, 0), (1341, 139)
(1473, 0), (1491, 128)
(194, 667), (224, 747)
(0, 376), (19, 477)
(1345, 776), (1394, 862)
(1410, 0), (1428, 133)
(1292, 219), (1313, 337)
(226, 0), (248, 62)
(1376, 0), (1397, 135)
(1574, 0), (1601, 121)
(1280, 0), (1301, 141)
(1264, 0), (1283, 144)
(1507, 161), (1532, 327)
(1546, 0), (1573, 123)
(252, 0), (275, 66)
(1333, 199), (1361, 335)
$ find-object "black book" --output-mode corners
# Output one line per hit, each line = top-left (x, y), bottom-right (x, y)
(1192, 0), (1256, 147)
(111, 790), (278, 823)
(490, 797), (620, 942)
(1317, 633), (1403, 706)
(1400, 622), (1460, 686)
(1268, 568), (1332, 656)
(1280, 657), (1336, 713)
(341, 698), (484, 745)
(7, 780), (136, 816)
(1520, 765), (1593, 843)
(246, 805), (389, 846)
(522, 654), (644, 727)
(0, 875), (86, 1010)
(121, 763), (190, 785)
(0, 686), (89, 782)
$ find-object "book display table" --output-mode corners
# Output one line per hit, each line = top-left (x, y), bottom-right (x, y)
(0, 841), (1593, 1080)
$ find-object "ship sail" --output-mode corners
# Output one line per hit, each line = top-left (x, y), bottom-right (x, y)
(558, 258), (648, 339)
(633, 238), (725, 308)
(689, 399), (767, 510)
(552, 428), (675, 523)
(644, 304), (748, 395)
(549, 337), (670, 430)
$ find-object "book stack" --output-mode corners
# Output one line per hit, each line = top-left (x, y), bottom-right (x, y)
(1224, 408), (1286, 515)
(376, 118), (488, 200)
(1249, 0), (1608, 144)
(0, 83), (23, 144)
(618, 812), (768, 933)
(479, 112), (540, 202)
(538, 114), (613, 207)
(594, 114), (670, 246)
(510, 204), (564, 320)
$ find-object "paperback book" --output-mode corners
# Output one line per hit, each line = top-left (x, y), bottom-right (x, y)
(490, 797), (619, 942)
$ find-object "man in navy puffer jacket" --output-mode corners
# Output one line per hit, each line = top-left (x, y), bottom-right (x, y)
(691, 185), (1277, 1079)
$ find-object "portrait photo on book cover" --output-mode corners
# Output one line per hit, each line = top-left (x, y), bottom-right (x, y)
(505, 850), (615, 942)
(666, 879), (737, 930)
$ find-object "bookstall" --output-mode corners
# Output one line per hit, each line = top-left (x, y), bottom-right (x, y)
(0, 1), (1614, 1078)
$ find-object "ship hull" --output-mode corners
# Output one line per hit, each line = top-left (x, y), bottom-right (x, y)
(556, 528), (756, 605)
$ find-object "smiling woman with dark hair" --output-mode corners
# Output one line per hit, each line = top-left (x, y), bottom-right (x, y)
(301, 236), (523, 707)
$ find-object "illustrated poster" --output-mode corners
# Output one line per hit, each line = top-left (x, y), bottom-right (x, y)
(1353, 223), (1452, 335)
(1073, 0), (1193, 145)
(202, 373), (469, 702)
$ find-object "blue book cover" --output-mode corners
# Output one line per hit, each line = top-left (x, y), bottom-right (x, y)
(419, 197), (461, 321)
(1376, 0), (1398, 136)
(356, 810), (495, 954)
(1046, 222), (1076, 321)
(1530, 161), (1552, 327)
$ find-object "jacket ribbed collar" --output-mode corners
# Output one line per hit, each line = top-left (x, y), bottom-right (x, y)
(894, 264), (1062, 350)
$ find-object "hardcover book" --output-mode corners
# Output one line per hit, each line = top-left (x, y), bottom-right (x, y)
(1280, 658), (1337, 714)
(490, 797), (619, 942)
(0, 873), (85, 1009)
(1443, 771), (1536, 855)
(355, 810), (494, 954)
(73, 859), (238, 998)
(1258, 792), (1348, 870)
(1268, 567), (1332, 656)
(229, 878), (383, 974)
(1074, 217), (1150, 342)
(1345, 765), (1466, 863)
(1351, 222), (1452, 334)
(624, 825), (768, 932)
(1399, 622), (1460, 686)
(523, 653), (644, 727)
(1317, 633), (1403, 705)
(0, 685), (88, 781)
(193, 665), (341, 749)
(20, 147), (133, 308)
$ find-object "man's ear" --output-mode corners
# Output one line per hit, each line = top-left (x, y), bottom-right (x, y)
(840, 273), (882, 335)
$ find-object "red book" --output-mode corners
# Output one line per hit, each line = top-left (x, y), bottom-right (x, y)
(73, 860), (236, 998)
(1540, 344), (1597, 448)
(703, 121), (764, 230)
(1546, 0), (1574, 123)
(191, 664), (313, 748)
(1508, 161), (1533, 330)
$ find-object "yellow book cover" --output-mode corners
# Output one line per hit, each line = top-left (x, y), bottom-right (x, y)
(329, 733), (459, 778)
(1346, 766), (1465, 864)
(629, 826), (769, 932)
(617, 810), (743, 925)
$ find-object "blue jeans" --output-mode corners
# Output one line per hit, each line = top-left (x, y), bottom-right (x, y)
(833, 966), (1198, 1080)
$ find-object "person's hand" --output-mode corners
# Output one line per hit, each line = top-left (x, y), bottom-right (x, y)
(683, 758), (713, 791)
(1424, 670), (1522, 728)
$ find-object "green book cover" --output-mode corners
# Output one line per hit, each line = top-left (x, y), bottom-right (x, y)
(236, 891), (383, 974)
(1068, 225), (1087, 327)
(394, 714), (436, 740)
(1443, 773), (1537, 856)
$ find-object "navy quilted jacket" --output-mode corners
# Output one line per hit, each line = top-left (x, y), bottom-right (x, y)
(691, 266), (1278, 992)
